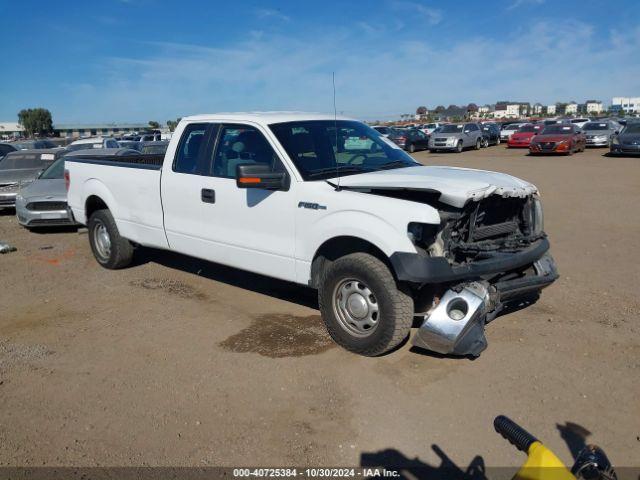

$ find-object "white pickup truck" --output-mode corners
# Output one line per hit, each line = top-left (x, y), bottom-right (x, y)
(65, 112), (558, 357)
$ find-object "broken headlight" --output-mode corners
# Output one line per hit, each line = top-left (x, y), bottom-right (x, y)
(407, 222), (424, 244)
(531, 196), (544, 236)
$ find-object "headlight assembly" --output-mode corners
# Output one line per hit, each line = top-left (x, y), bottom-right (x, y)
(532, 197), (544, 236)
(611, 136), (620, 145)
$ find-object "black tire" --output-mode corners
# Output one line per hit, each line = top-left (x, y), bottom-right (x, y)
(475, 138), (482, 150)
(496, 137), (501, 145)
(408, 143), (415, 153)
(318, 252), (413, 356)
(456, 140), (463, 153)
(429, 149), (436, 153)
(88, 209), (134, 269)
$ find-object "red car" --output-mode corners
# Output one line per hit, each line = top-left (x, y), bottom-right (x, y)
(507, 123), (544, 148)
(529, 124), (586, 155)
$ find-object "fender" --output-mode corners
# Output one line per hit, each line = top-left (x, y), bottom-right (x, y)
(295, 209), (433, 284)
(81, 178), (120, 223)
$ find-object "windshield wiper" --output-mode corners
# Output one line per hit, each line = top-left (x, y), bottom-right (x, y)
(379, 160), (419, 170)
(306, 166), (370, 179)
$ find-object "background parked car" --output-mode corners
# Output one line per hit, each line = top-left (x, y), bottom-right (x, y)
(429, 123), (483, 153)
(140, 141), (169, 155)
(569, 118), (590, 129)
(582, 121), (620, 147)
(0, 149), (64, 208)
(11, 139), (59, 150)
(499, 123), (526, 142)
(117, 140), (143, 151)
(480, 123), (501, 146)
(610, 121), (640, 156)
(529, 124), (586, 155)
(507, 123), (544, 148)
(388, 128), (430, 153)
(15, 148), (138, 228)
(66, 136), (120, 152)
(422, 122), (444, 135)
(0, 142), (18, 160)
(371, 126), (392, 137)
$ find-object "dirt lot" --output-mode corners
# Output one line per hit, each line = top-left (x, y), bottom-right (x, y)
(0, 145), (638, 470)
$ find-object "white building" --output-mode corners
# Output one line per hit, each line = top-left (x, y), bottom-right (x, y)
(585, 100), (603, 114)
(493, 103), (521, 118)
(546, 104), (556, 115)
(611, 97), (640, 113)
(0, 122), (24, 139)
(532, 103), (543, 115)
(565, 102), (578, 115)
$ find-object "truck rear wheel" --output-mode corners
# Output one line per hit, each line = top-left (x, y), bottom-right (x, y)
(318, 252), (413, 356)
(88, 209), (134, 269)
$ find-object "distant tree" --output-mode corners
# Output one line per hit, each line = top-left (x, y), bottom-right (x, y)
(18, 108), (53, 137)
(416, 106), (428, 116)
(434, 105), (445, 113)
(447, 104), (458, 111)
(166, 117), (182, 132)
(148, 120), (160, 129)
(467, 103), (478, 112)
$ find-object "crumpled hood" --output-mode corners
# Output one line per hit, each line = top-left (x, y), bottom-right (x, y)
(332, 166), (538, 208)
(0, 168), (42, 186)
(19, 178), (66, 200)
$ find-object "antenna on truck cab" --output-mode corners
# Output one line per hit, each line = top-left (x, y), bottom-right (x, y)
(333, 71), (341, 191)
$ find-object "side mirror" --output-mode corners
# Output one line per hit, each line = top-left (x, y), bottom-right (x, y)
(236, 163), (289, 191)
(614, 131), (619, 135)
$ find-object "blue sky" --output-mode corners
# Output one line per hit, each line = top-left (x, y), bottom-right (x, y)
(1, 0), (639, 123)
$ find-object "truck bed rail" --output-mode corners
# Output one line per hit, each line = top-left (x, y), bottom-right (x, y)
(64, 154), (164, 170)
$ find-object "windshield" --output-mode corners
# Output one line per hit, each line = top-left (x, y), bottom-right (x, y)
(269, 120), (419, 181)
(623, 123), (640, 134)
(518, 125), (540, 133)
(66, 142), (101, 152)
(373, 127), (390, 134)
(542, 125), (574, 134)
(504, 124), (520, 131)
(39, 157), (65, 179)
(0, 154), (47, 170)
(583, 122), (610, 131)
(439, 124), (463, 133)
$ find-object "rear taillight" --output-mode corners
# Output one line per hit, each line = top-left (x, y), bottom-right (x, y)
(64, 170), (70, 192)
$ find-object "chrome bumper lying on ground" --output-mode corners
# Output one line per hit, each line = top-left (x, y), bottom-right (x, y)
(412, 253), (558, 357)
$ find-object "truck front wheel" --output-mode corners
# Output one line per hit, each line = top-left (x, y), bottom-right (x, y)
(88, 209), (134, 269)
(318, 252), (413, 356)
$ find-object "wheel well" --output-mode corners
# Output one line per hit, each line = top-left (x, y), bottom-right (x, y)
(309, 236), (394, 288)
(85, 195), (108, 221)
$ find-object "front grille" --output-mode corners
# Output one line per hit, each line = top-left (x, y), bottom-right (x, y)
(472, 221), (519, 241)
(28, 218), (73, 226)
(0, 198), (15, 206)
(434, 138), (447, 142)
(541, 142), (556, 150)
(0, 183), (18, 192)
(26, 201), (67, 211)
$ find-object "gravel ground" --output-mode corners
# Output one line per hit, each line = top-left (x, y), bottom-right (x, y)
(0, 145), (638, 469)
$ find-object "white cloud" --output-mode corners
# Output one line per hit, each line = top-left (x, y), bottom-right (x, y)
(255, 8), (290, 22)
(56, 19), (640, 122)
(507, 0), (545, 11)
(391, 1), (442, 25)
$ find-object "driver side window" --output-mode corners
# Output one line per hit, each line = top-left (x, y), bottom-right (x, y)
(211, 125), (285, 179)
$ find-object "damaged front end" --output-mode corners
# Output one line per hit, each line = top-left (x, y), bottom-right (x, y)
(390, 193), (558, 357)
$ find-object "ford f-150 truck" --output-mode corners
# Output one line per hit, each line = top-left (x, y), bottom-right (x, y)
(65, 112), (558, 357)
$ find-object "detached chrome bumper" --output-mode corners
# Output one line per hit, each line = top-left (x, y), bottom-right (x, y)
(412, 253), (558, 357)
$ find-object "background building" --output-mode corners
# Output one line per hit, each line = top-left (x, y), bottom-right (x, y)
(611, 97), (640, 113)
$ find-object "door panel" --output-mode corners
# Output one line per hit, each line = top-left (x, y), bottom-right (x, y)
(161, 122), (297, 282)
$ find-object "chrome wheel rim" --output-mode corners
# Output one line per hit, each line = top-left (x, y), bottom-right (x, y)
(333, 278), (379, 337)
(93, 221), (111, 260)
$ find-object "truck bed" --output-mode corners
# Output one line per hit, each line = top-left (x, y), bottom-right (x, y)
(65, 154), (169, 249)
